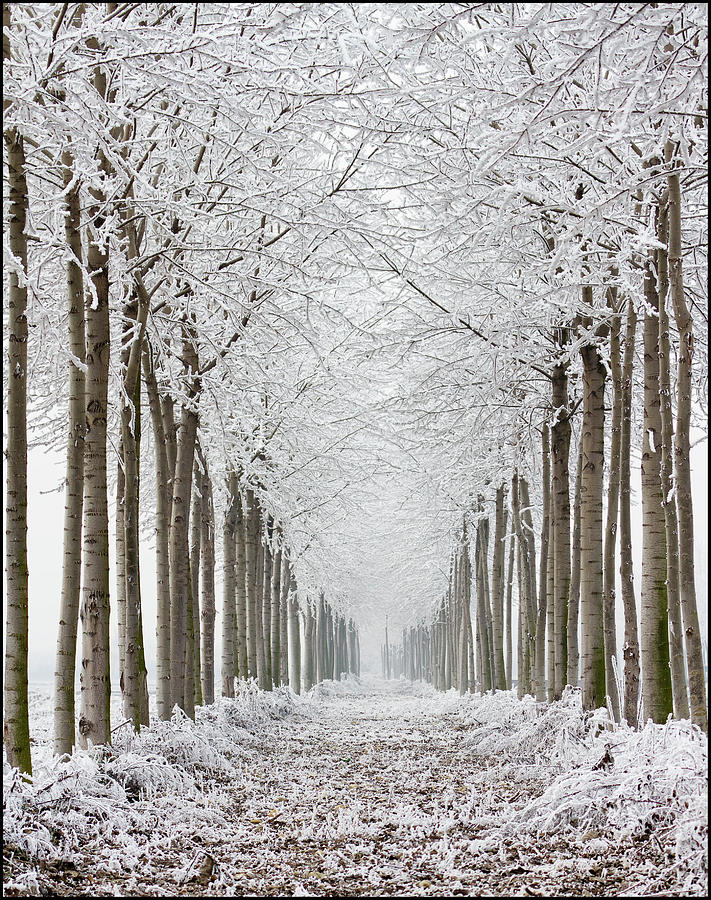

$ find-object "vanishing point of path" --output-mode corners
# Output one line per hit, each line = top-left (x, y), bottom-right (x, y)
(11, 680), (673, 897)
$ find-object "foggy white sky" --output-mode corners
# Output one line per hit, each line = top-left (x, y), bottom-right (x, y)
(2, 432), (708, 687)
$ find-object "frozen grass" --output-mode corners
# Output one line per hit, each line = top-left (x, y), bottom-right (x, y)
(3, 676), (708, 897)
(451, 686), (708, 895)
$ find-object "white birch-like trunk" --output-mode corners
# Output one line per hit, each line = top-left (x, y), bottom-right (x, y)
(666, 142), (707, 732)
(640, 255), (673, 724)
(221, 471), (237, 698)
(143, 349), (172, 719)
(54, 155), (86, 757)
(580, 330), (607, 712)
(3, 31), (32, 769)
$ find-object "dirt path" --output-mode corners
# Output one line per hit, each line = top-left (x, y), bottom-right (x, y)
(4, 680), (679, 897)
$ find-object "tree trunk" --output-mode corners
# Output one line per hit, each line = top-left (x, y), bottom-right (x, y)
(640, 255), (673, 724)
(54, 157), (86, 757)
(551, 362), (571, 695)
(234, 485), (248, 682)
(143, 348), (172, 719)
(255, 525), (268, 688)
(303, 601), (315, 691)
(121, 375), (149, 728)
(519, 477), (537, 688)
(666, 142), (707, 732)
(262, 531), (273, 689)
(78, 81), (113, 747)
(189, 460), (202, 708)
(184, 556), (195, 719)
(288, 564), (301, 692)
(505, 531), (514, 690)
(546, 492), (556, 701)
(603, 302), (622, 721)
(580, 334), (607, 712)
(656, 201), (689, 719)
(458, 544), (468, 695)
(279, 549), (289, 685)
(168, 337), (199, 715)
(478, 517), (495, 692)
(3, 105), (31, 773)
(567, 435), (583, 687)
(535, 424), (550, 702)
(118, 284), (150, 731)
(221, 471), (237, 698)
(491, 486), (507, 690)
(162, 396), (177, 480)
(271, 544), (282, 686)
(200, 461), (216, 705)
(516, 540), (527, 698)
(244, 488), (259, 680)
(116, 453), (127, 695)
(619, 298), (640, 729)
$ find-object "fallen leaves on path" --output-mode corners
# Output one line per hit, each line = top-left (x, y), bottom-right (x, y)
(3, 677), (707, 896)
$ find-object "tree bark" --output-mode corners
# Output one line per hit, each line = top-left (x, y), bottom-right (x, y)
(519, 476), (537, 689)
(199, 460), (216, 705)
(189, 460), (202, 708)
(288, 564), (301, 692)
(640, 254), (673, 724)
(535, 424), (550, 702)
(234, 485), (248, 681)
(491, 486), (507, 690)
(262, 530), (273, 689)
(303, 600), (315, 691)
(619, 298), (640, 729)
(656, 200), (689, 719)
(168, 337), (199, 715)
(666, 141), (707, 732)
(279, 549), (290, 685)
(244, 488), (259, 680)
(143, 347), (172, 719)
(516, 540), (527, 698)
(505, 531), (514, 690)
(603, 299), (622, 721)
(458, 542), (469, 695)
(546, 490), (556, 701)
(271, 545), (282, 686)
(3, 93), (32, 773)
(121, 373), (149, 728)
(184, 556), (195, 719)
(255, 524), (268, 688)
(567, 435), (583, 687)
(116, 453), (127, 695)
(580, 330), (607, 712)
(551, 362), (571, 695)
(78, 64), (113, 746)
(162, 396), (177, 481)
(479, 517), (495, 692)
(221, 471), (238, 698)
(54, 156), (86, 757)
(119, 290), (149, 730)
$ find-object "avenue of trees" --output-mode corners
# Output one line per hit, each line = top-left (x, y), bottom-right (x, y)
(3, 3), (708, 776)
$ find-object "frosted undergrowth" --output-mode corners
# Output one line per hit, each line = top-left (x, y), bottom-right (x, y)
(3, 680), (299, 878)
(3, 675), (708, 897)
(448, 686), (708, 894)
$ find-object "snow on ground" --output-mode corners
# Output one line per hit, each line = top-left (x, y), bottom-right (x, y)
(3, 677), (707, 897)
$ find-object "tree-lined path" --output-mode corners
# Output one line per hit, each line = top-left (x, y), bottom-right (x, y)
(3, 4), (708, 896)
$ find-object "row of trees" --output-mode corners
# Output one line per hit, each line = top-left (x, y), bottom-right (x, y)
(4, 1), (372, 775)
(4, 4), (707, 777)
(372, 4), (707, 732)
(384, 264), (706, 730)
